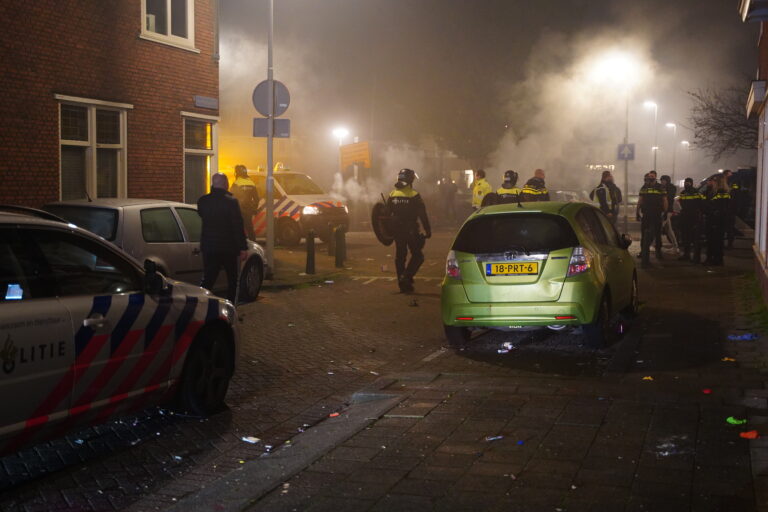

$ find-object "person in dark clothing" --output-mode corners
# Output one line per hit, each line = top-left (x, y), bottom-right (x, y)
(198, 173), (248, 302)
(677, 177), (704, 262)
(636, 172), (667, 267)
(703, 174), (730, 266)
(229, 164), (260, 240)
(589, 170), (622, 223)
(387, 168), (431, 293)
(656, 175), (677, 255)
(723, 169), (739, 249)
(520, 168), (550, 202)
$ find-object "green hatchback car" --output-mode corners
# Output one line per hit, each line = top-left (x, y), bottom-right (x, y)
(441, 201), (638, 347)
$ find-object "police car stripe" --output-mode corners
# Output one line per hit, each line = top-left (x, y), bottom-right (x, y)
(144, 295), (173, 350)
(176, 297), (199, 340)
(75, 295), (112, 357)
(206, 298), (219, 322)
(110, 294), (145, 355)
(289, 205), (302, 217)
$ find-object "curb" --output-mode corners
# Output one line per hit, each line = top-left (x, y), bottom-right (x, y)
(164, 392), (405, 512)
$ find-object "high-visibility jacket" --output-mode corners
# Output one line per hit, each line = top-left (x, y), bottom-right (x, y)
(638, 183), (665, 215)
(520, 178), (550, 202)
(387, 186), (431, 236)
(230, 177), (260, 213)
(472, 178), (492, 208)
(678, 188), (704, 217)
(496, 186), (521, 204)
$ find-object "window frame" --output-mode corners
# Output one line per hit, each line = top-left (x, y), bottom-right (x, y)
(56, 95), (132, 201)
(182, 112), (219, 204)
(140, 0), (198, 53)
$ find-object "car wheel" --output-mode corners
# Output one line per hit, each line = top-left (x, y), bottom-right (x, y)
(583, 294), (611, 349)
(239, 258), (263, 302)
(178, 327), (234, 416)
(444, 325), (470, 348)
(277, 218), (302, 246)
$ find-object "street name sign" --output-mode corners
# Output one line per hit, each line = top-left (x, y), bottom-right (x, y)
(340, 141), (372, 168)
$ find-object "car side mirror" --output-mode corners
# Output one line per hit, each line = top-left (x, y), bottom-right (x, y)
(144, 259), (165, 295)
(619, 234), (632, 249)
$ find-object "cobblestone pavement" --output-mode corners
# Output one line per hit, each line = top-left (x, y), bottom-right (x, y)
(1, 228), (767, 511)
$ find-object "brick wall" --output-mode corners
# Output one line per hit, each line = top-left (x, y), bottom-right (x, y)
(0, 0), (219, 206)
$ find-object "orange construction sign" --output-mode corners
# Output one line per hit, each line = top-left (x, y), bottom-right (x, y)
(340, 141), (371, 169)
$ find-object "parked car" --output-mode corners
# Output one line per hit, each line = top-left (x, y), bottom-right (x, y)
(44, 199), (266, 302)
(441, 201), (638, 348)
(0, 207), (238, 454)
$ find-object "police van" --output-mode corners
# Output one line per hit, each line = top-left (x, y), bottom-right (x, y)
(0, 206), (239, 454)
(245, 164), (349, 246)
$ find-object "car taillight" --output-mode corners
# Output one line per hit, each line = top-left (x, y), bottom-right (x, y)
(567, 246), (591, 277)
(446, 250), (461, 279)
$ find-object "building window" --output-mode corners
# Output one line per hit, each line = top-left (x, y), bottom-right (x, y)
(57, 95), (132, 201)
(183, 115), (217, 204)
(142, 0), (196, 51)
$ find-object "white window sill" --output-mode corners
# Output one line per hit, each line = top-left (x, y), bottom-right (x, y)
(139, 33), (200, 53)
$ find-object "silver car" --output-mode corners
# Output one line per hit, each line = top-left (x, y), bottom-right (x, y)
(45, 199), (266, 302)
(0, 207), (239, 454)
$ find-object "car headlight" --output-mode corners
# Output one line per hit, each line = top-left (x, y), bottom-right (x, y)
(302, 205), (320, 215)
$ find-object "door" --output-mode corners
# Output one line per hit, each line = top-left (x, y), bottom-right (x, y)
(174, 206), (205, 285)
(0, 228), (73, 452)
(23, 228), (178, 431)
(576, 208), (626, 308)
(138, 207), (195, 281)
(595, 209), (633, 307)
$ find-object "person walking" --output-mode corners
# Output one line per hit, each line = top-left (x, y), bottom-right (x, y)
(703, 174), (730, 266)
(636, 172), (667, 267)
(497, 170), (521, 204)
(387, 168), (431, 293)
(677, 177), (704, 262)
(471, 169), (492, 210)
(229, 164), (260, 240)
(198, 173), (248, 303)
(589, 170), (622, 223)
(520, 168), (550, 202)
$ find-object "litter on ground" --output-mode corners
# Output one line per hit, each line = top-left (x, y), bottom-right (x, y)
(740, 430), (760, 439)
(642, 376), (654, 381)
(241, 436), (260, 444)
(728, 333), (759, 341)
(726, 417), (747, 425)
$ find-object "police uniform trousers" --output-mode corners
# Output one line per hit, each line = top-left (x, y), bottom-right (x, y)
(640, 213), (662, 262)
(705, 214), (726, 265)
(241, 208), (257, 240)
(394, 228), (425, 283)
(679, 213), (701, 261)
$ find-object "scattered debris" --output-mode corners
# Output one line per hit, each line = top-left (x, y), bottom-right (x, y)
(172, 455), (182, 461)
(329, 412), (340, 418)
(642, 376), (654, 381)
(497, 349), (510, 354)
(740, 430), (760, 439)
(264, 444), (273, 452)
(702, 388), (712, 394)
(370, 370), (380, 376)
(721, 357), (736, 362)
(504, 473), (517, 480)
(381, 264), (389, 272)
(727, 417), (748, 425)
(298, 272), (307, 276)
(571, 484), (578, 490)
(409, 299), (419, 307)
(516, 440), (525, 445)
(324, 280), (335, 284)
(327, 371), (335, 375)
(728, 333), (759, 341)
(281, 483), (290, 495)
(485, 435), (504, 442)
(74, 439), (85, 445)
(241, 436), (260, 444)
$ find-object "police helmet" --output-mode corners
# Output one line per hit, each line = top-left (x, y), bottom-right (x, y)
(503, 170), (518, 184)
(397, 168), (418, 185)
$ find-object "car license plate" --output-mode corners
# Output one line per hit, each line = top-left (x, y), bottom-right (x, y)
(485, 262), (539, 276)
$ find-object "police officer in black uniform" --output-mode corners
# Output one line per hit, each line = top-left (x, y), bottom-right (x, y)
(387, 169), (432, 293)
(704, 174), (730, 266)
(636, 172), (667, 267)
(677, 177), (704, 262)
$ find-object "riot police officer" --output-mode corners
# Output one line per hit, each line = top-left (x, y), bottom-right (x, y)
(229, 164), (260, 240)
(520, 168), (550, 202)
(636, 172), (667, 267)
(677, 177), (704, 262)
(704, 174), (730, 266)
(387, 169), (432, 293)
(497, 170), (521, 204)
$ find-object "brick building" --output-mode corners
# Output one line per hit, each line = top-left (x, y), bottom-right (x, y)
(0, 0), (220, 207)
(741, 1), (768, 298)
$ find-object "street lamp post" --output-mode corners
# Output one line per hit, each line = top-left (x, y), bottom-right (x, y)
(680, 140), (690, 180)
(332, 126), (349, 176)
(666, 122), (678, 182)
(265, 0), (275, 279)
(644, 101), (658, 172)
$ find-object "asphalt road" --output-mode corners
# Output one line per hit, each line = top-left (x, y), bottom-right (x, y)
(0, 226), (766, 511)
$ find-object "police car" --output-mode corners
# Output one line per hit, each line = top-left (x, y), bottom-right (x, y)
(0, 207), (239, 455)
(247, 164), (350, 246)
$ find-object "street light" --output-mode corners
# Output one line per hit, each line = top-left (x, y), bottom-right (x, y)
(665, 122), (677, 182)
(332, 127), (349, 147)
(644, 101), (659, 172)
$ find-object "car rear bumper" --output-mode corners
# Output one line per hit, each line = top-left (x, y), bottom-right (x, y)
(441, 277), (601, 327)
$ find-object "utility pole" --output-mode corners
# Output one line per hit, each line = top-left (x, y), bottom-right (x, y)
(265, 0), (275, 278)
(623, 95), (629, 234)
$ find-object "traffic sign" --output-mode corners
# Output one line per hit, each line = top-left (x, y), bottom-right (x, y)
(252, 80), (290, 117)
(617, 143), (635, 161)
(253, 118), (290, 138)
(340, 141), (372, 168)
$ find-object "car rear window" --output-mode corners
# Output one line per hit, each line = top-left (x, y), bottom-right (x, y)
(453, 213), (579, 254)
(44, 206), (118, 241)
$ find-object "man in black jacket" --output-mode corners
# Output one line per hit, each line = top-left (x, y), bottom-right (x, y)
(198, 173), (248, 302)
